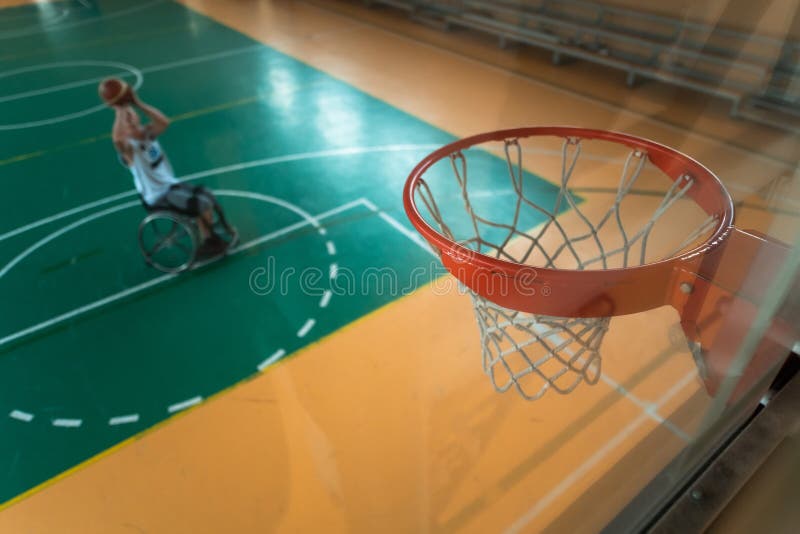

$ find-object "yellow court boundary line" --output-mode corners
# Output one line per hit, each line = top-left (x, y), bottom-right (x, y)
(0, 276), (447, 512)
(0, 3), (621, 505)
(0, 0), (646, 509)
(0, 6), (461, 503)
(0, 0), (684, 512)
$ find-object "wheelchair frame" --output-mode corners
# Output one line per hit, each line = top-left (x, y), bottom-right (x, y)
(137, 194), (237, 273)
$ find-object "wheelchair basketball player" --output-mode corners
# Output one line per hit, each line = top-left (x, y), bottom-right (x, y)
(99, 78), (236, 258)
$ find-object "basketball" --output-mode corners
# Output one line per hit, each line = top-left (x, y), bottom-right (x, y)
(98, 77), (132, 106)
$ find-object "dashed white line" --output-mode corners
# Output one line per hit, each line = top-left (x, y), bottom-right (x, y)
(0, 191), (327, 348)
(2, 192), (428, 431)
(108, 414), (140, 426)
(297, 319), (316, 338)
(167, 396), (203, 414)
(9, 410), (33, 422)
(257, 349), (286, 372)
(318, 227), (327, 236)
(319, 290), (332, 308)
(52, 418), (82, 428)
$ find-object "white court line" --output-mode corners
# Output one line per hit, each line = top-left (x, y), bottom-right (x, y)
(0, 191), (320, 280)
(315, 199), (370, 219)
(167, 396), (202, 414)
(0, 45), (260, 129)
(232, 219), (310, 254)
(214, 189), (322, 229)
(0, 195), (354, 348)
(0, 271), (175, 348)
(141, 44), (262, 75)
(0, 145), (440, 244)
(377, 211), (436, 256)
(297, 319), (316, 338)
(52, 418), (82, 428)
(525, 322), (690, 441)
(0, 194), (435, 349)
(225, 198), (364, 256)
(9, 410), (33, 422)
(326, 241), (336, 255)
(601, 372), (690, 441)
(319, 290), (332, 308)
(0, 190), (136, 244)
(257, 349), (286, 372)
(108, 414), (139, 426)
(0, 43), (259, 111)
(1, 194), (444, 428)
(0, 61), (144, 131)
(0, 200), (140, 279)
(359, 198), (436, 256)
(503, 370), (697, 534)
(369, 192), (689, 441)
(0, 70), (132, 105)
(329, 263), (338, 280)
(0, 0), (164, 40)
(0, 58), (131, 80)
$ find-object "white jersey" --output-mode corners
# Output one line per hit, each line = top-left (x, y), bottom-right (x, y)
(124, 136), (178, 205)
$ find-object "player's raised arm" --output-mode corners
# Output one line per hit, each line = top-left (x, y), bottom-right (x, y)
(112, 107), (133, 165)
(132, 91), (171, 138)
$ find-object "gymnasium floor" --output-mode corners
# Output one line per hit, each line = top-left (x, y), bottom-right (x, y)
(0, 0), (797, 532)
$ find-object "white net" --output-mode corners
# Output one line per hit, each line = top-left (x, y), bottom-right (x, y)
(415, 135), (718, 400)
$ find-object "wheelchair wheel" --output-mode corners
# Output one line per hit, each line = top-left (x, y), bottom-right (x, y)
(138, 211), (198, 273)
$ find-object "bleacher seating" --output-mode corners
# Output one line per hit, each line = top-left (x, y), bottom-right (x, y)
(363, 0), (800, 131)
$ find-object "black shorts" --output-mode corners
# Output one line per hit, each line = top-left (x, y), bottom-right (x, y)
(148, 184), (215, 217)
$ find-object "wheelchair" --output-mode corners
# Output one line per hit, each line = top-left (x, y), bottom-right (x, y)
(137, 191), (238, 274)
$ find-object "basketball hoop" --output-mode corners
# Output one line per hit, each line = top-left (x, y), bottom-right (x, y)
(404, 127), (794, 401)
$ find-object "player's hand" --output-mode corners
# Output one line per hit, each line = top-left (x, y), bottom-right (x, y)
(128, 88), (141, 107)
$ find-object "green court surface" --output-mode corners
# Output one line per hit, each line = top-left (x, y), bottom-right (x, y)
(0, 0), (564, 504)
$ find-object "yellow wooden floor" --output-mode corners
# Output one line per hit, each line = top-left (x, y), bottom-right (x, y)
(0, 1), (796, 532)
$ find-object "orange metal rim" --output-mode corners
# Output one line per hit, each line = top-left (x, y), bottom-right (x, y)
(403, 127), (736, 317)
